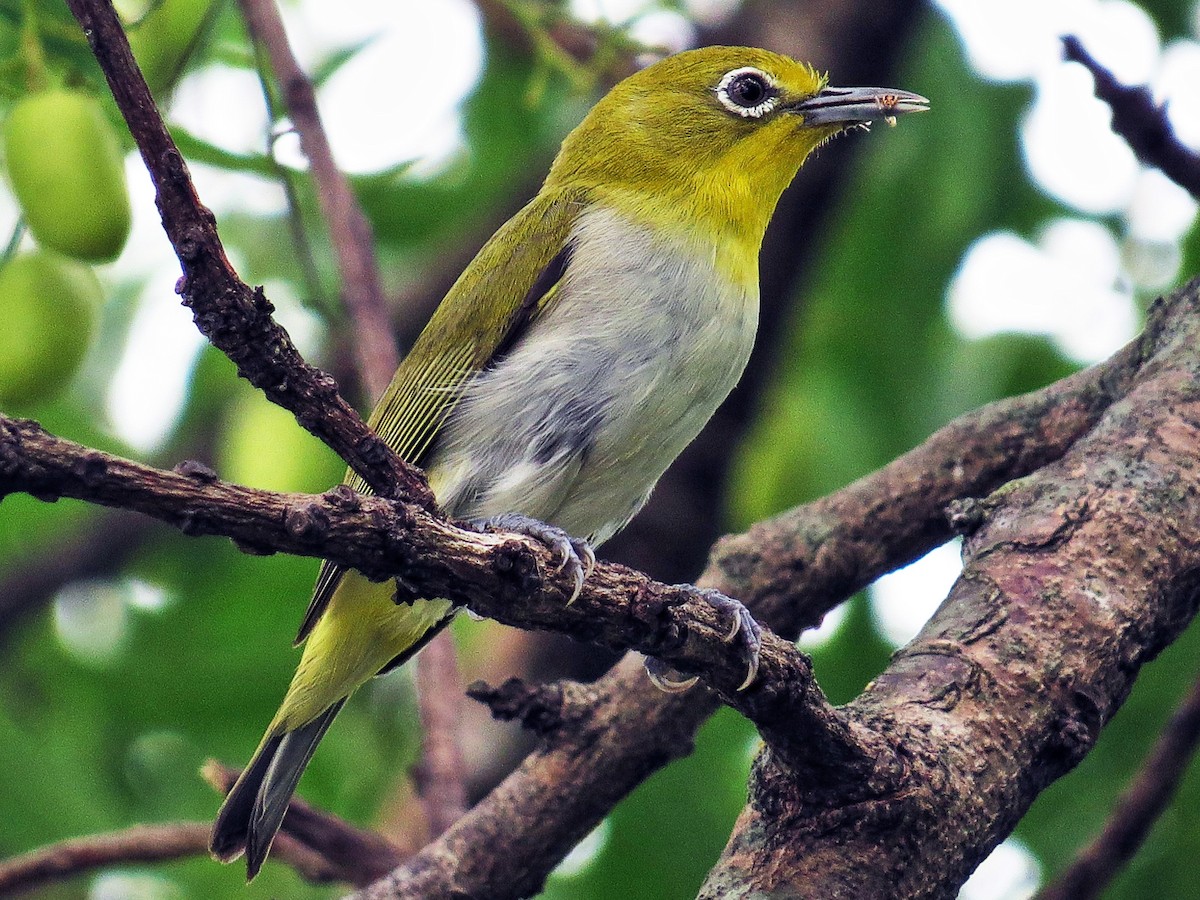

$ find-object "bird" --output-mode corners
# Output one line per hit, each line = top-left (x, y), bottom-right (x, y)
(210, 44), (927, 879)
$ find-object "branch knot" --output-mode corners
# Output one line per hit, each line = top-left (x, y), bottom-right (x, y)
(490, 539), (542, 598)
(466, 678), (586, 737)
(284, 502), (330, 542)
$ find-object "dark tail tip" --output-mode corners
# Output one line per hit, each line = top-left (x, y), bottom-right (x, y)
(210, 733), (284, 871)
(245, 835), (270, 882)
(214, 700), (346, 880)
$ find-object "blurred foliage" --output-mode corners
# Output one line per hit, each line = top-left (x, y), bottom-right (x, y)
(0, 1), (1198, 899)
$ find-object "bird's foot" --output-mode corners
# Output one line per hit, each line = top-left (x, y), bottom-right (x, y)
(643, 586), (763, 694)
(474, 513), (596, 604)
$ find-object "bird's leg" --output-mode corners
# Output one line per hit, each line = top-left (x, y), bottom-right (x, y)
(473, 513), (596, 604)
(644, 586), (763, 694)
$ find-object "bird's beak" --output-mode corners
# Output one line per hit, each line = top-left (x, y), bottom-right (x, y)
(790, 86), (929, 126)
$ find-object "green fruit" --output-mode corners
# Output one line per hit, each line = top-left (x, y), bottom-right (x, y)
(3, 90), (132, 262)
(0, 250), (101, 407)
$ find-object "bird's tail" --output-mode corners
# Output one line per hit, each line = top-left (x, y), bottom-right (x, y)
(209, 699), (345, 879)
(209, 570), (455, 879)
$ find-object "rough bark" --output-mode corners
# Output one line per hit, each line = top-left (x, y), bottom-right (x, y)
(1035, 669), (1200, 900)
(700, 281), (1200, 897)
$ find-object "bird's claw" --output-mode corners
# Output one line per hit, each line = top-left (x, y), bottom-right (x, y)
(643, 656), (699, 693)
(475, 513), (594, 604)
(696, 587), (763, 691)
(642, 586), (763, 693)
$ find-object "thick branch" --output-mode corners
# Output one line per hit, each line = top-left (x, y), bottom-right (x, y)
(701, 279), (1200, 896)
(64, 0), (430, 506)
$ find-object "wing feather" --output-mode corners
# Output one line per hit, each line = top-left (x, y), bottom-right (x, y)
(296, 189), (586, 643)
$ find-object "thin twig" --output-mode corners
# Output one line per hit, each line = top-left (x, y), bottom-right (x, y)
(248, 38), (328, 318)
(236, 0), (399, 399)
(1034, 668), (1200, 900)
(1063, 35), (1200, 200)
(413, 634), (470, 836)
(64, 0), (432, 507)
(0, 822), (340, 894)
(234, 0), (469, 839)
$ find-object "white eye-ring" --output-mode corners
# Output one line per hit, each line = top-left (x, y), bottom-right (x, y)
(715, 67), (779, 118)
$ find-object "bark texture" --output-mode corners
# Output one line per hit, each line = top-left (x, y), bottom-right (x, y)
(700, 282), (1200, 897)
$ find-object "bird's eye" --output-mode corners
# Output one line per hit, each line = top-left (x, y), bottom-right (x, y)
(715, 67), (778, 118)
(728, 73), (768, 106)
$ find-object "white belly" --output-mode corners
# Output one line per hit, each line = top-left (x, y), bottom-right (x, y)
(429, 205), (758, 545)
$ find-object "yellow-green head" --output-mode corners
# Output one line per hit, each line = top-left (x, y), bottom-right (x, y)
(547, 46), (928, 246)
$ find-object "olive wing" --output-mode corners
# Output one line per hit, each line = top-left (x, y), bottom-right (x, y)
(295, 189), (585, 643)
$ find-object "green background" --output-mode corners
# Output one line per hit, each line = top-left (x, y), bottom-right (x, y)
(1, 0), (1198, 897)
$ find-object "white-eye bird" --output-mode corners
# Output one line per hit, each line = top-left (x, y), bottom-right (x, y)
(210, 45), (927, 878)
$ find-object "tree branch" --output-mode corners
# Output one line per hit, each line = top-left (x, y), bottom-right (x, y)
(0, 822), (345, 894)
(63, 0), (431, 507)
(0, 415), (850, 755)
(699, 278), (1200, 896)
(1063, 35), (1200, 200)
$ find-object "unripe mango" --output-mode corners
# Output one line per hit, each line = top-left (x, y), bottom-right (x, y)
(3, 90), (132, 262)
(0, 250), (101, 406)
